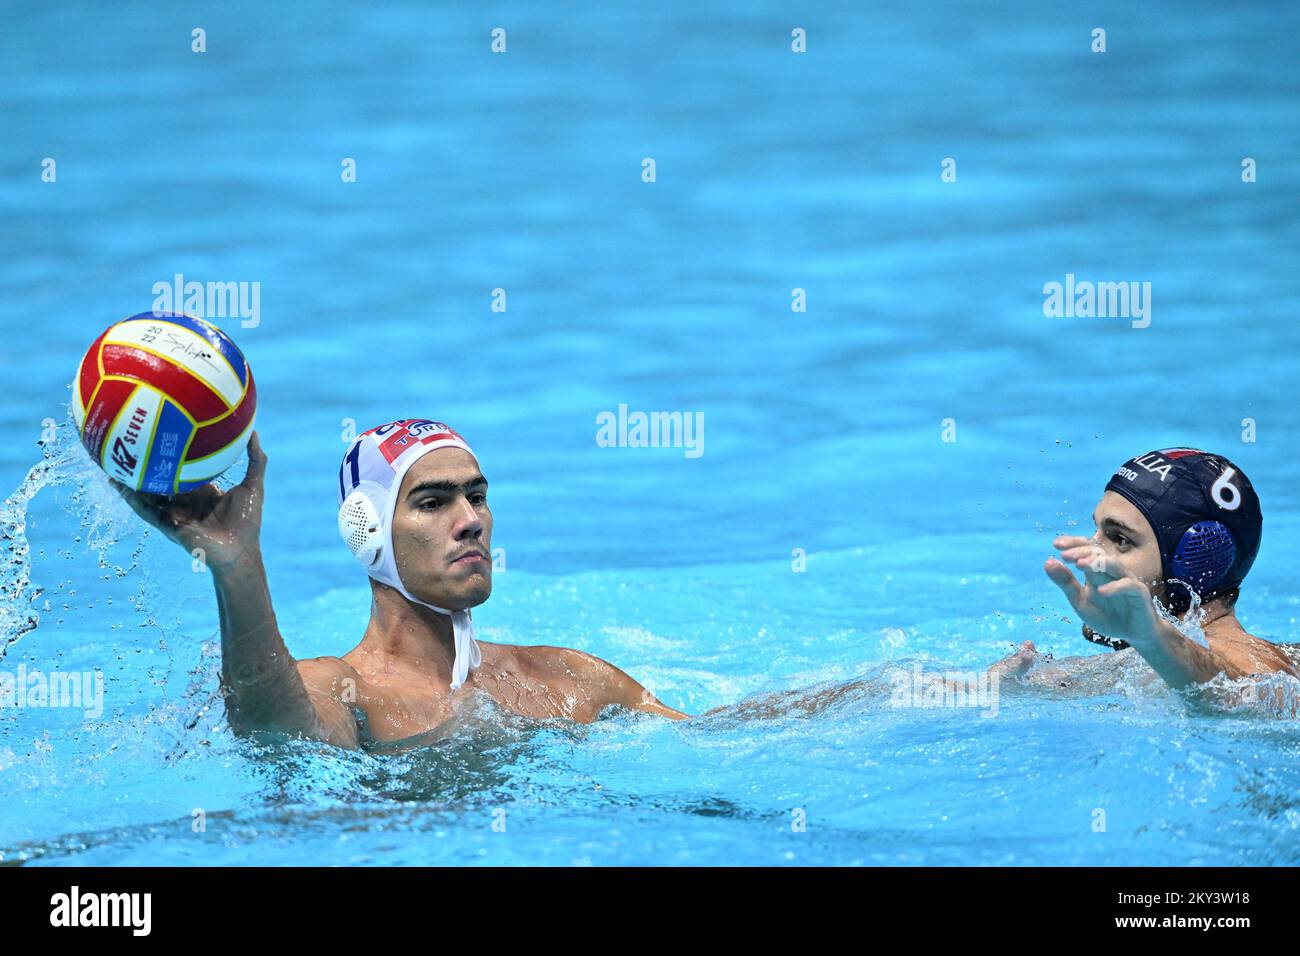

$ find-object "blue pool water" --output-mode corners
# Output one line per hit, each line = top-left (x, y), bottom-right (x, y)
(3, 0), (1300, 865)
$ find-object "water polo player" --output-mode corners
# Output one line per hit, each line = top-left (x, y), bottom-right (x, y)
(1010, 448), (1296, 696)
(112, 419), (687, 749)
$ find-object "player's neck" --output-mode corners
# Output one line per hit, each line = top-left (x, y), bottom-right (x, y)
(1199, 603), (1251, 645)
(362, 586), (458, 676)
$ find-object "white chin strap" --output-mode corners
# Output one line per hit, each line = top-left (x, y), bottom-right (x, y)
(449, 611), (482, 689)
(339, 461), (483, 691)
(394, 589), (482, 691)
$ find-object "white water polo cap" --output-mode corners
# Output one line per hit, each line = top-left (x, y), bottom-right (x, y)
(337, 419), (483, 690)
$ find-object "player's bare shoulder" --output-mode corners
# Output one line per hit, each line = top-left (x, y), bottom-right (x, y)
(293, 656), (367, 748)
(473, 643), (687, 722)
(296, 655), (363, 695)
(1229, 632), (1299, 678)
(510, 644), (610, 682)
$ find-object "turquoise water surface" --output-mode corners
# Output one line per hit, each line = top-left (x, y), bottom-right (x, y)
(2, 1), (1300, 865)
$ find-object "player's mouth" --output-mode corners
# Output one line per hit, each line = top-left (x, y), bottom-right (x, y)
(450, 549), (489, 566)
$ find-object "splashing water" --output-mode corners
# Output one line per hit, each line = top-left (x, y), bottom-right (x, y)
(1, 405), (252, 656)
(1157, 581), (1211, 650)
(1, 408), (178, 651)
(1, 411), (89, 660)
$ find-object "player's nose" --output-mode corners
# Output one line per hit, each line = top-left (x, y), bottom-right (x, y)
(451, 497), (483, 538)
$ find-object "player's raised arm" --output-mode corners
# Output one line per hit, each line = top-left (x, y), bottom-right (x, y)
(112, 432), (356, 746)
(1046, 544), (1240, 688)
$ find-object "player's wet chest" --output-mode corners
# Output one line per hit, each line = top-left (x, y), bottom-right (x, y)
(353, 673), (460, 741)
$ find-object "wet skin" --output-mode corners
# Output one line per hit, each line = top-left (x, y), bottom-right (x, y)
(1007, 490), (1297, 697)
(114, 434), (687, 751)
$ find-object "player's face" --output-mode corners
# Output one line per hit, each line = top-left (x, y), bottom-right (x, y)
(390, 448), (492, 610)
(1091, 491), (1164, 594)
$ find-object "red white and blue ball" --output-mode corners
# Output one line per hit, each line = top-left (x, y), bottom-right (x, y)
(72, 312), (257, 494)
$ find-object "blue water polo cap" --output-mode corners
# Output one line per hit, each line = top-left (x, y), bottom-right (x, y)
(1103, 448), (1261, 605)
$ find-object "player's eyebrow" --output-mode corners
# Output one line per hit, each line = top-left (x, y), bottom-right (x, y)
(1094, 512), (1140, 537)
(405, 475), (488, 500)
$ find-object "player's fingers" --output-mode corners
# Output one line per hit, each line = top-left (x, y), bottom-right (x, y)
(1045, 557), (1084, 601)
(168, 483), (221, 521)
(1077, 547), (1126, 580)
(183, 482), (221, 500)
(239, 431), (267, 493)
(1052, 534), (1093, 551)
(109, 479), (166, 526)
(1059, 543), (1102, 563)
(1096, 577), (1142, 599)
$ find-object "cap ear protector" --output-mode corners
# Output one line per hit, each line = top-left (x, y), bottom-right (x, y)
(338, 480), (387, 569)
(1169, 520), (1237, 598)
